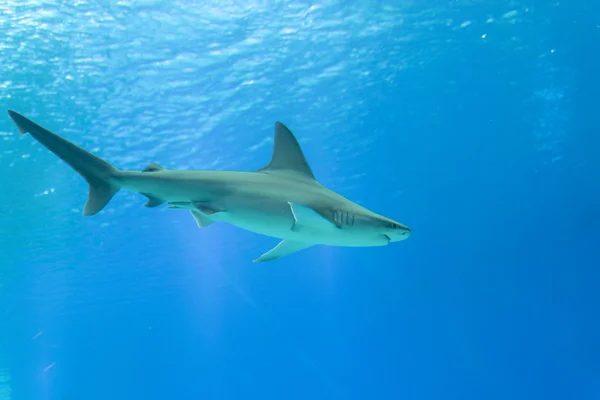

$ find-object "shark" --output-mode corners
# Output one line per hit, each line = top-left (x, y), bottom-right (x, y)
(7, 110), (411, 262)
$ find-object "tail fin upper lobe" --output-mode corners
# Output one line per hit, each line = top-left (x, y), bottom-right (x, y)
(8, 110), (121, 216)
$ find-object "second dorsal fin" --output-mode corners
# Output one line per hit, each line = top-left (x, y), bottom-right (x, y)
(142, 162), (165, 172)
(258, 122), (316, 180)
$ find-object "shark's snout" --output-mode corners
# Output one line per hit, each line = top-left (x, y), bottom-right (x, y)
(386, 223), (411, 242)
(399, 226), (411, 240)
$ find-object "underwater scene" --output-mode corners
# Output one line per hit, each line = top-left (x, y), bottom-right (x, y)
(0, 1), (599, 399)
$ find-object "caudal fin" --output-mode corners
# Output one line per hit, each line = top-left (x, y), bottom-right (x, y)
(81, 178), (120, 216)
(8, 110), (121, 216)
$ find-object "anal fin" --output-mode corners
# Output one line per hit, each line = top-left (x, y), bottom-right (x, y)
(253, 240), (313, 263)
(142, 193), (165, 208)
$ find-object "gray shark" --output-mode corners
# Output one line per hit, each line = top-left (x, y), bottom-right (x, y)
(7, 110), (411, 262)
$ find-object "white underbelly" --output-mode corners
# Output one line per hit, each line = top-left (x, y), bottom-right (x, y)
(211, 206), (297, 240)
(213, 207), (389, 247)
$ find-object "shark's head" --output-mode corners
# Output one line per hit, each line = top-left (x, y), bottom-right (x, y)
(348, 212), (411, 244)
(375, 217), (411, 243)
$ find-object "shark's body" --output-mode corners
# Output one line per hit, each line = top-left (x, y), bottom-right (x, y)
(8, 110), (411, 262)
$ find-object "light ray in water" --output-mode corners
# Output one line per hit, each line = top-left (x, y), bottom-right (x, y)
(0, 367), (11, 400)
(173, 220), (346, 398)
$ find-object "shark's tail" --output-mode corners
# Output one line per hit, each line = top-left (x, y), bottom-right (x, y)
(8, 110), (121, 216)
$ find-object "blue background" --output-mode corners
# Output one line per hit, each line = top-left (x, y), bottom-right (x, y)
(0, 1), (599, 399)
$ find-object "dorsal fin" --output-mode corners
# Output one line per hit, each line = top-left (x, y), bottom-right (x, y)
(258, 122), (316, 180)
(142, 162), (165, 172)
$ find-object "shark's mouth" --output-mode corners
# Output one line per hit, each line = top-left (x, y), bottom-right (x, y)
(383, 234), (392, 244)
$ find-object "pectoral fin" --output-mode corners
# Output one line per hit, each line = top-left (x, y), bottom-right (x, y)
(253, 240), (313, 263)
(288, 202), (339, 232)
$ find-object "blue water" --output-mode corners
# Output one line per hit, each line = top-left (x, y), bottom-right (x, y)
(1, 1), (599, 399)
